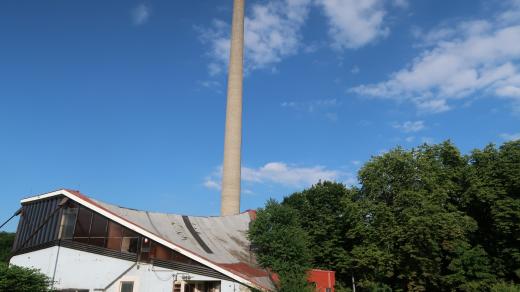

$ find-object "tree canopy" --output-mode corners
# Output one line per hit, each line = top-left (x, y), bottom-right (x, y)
(0, 263), (53, 292)
(249, 140), (520, 291)
(0, 232), (15, 263)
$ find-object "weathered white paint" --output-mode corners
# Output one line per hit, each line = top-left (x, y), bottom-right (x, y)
(10, 246), (250, 292)
(19, 189), (267, 291)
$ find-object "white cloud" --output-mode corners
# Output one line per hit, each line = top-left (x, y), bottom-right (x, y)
(199, 0), (311, 74)
(500, 132), (520, 141)
(351, 2), (520, 113)
(496, 85), (520, 97)
(393, 120), (425, 133)
(281, 98), (339, 112)
(392, 0), (409, 9)
(242, 162), (341, 187)
(199, 0), (400, 74)
(203, 162), (352, 190)
(281, 98), (340, 121)
(199, 80), (223, 94)
(203, 179), (221, 190)
(132, 4), (150, 26)
(316, 0), (389, 49)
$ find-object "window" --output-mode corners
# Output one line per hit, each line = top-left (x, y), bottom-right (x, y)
(184, 283), (195, 292)
(120, 281), (134, 292)
(207, 282), (221, 292)
(173, 283), (182, 292)
(59, 208), (78, 239)
(106, 221), (123, 251)
(152, 242), (173, 261)
(89, 213), (108, 247)
(60, 205), (142, 254)
(121, 227), (138, 253)
(73, 207), (92, 244)
(183, 282), (220, 292)
(139, 237), (151, 262)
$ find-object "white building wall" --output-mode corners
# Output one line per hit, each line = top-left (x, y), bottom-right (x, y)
(10, 246), (251, 292)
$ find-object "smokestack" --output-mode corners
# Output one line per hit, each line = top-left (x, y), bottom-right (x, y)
(221, 0), (245, 216)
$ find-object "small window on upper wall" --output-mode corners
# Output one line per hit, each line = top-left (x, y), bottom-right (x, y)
(120, 281), (134, 292)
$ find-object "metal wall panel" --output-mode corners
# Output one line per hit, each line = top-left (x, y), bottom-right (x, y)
(13, 196), (63, 251)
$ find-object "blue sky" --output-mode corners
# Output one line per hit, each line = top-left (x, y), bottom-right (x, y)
(1, 0), (519, 231)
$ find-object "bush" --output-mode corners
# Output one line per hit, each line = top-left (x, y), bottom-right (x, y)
(0, 263), (52, 292)
(491, 282), (520, 292)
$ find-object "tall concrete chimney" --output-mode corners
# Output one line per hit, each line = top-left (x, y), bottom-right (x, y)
(221, 0), (245, 216)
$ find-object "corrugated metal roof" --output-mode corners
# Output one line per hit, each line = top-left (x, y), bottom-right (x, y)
(92, 199), (256, 265)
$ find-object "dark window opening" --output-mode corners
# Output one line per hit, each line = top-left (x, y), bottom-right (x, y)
(139, 237), (151, 262)
(73, 207), (92, 244)
(184, 282), (220, 292)
(89, 213), (108, 247)
(120, 281), (134, 292)
(173, 283), (182, 292)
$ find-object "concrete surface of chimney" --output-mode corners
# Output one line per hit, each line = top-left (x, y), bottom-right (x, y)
(221, 0), (245, 216)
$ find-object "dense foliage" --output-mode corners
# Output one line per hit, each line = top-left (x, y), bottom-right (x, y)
(249, 141), (520, 291)
(1, 230), (53, 291)
(0, 263), (52, 292)
(0, 232), (15, 263)
(249, 199), (313, 291)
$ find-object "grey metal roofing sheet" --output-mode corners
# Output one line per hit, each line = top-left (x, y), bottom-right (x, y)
(93, 199), (254, 264)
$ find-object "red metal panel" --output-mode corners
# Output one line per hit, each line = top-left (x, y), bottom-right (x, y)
(307, 269), (335, 292)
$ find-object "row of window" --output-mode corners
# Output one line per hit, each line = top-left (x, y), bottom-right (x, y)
(59, 206), (139, 253)
(58, 203), (200, 265)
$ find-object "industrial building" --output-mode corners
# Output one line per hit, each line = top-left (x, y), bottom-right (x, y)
(9, 189), (275, 291)
(9, 189), (334, 292)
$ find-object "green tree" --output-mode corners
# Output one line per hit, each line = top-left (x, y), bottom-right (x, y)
(0, 232), (15, 263)
(466, 141), (520, 281)
(0, 263), (52, 292)
(248, 199), (312, 291)
(491, 282), (520, 292)
(251, 141), (520, 291)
